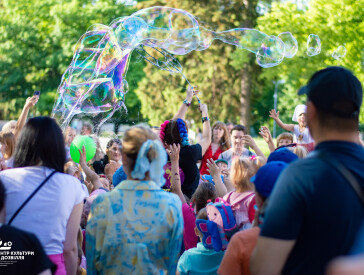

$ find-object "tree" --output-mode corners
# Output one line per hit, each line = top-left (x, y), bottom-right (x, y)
(0, 0), (144, 127)
(134, 0), (262, 130)
(251, 0), (364, 130)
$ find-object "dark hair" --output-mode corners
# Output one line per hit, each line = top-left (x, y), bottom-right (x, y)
(106, 138), (122, 150)
(231, 124), (246, 134)
(315, 100), (359, 132)
(191, 182), (217, 213)
(13, 117), (66, 172)
(0, 179), (5, 211)
(163, 119), (189, 146)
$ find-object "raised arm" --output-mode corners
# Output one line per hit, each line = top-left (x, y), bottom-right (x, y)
(269, 109), (294, 132)
(13, 95), (39, 140)
(206, 159), (228, 197)
(242, 135), (267, 160)
(259, 126), (276, 152)
(79, 147), (103, 190)
(167, 144), (186, 204)
(197, 104), (211, 156)
(173, 86), (197, 120)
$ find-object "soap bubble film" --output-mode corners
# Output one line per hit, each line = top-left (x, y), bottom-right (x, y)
(306, 34), (321, 56)
(332, 45), (347, 60)
(52, 6), (297, 129)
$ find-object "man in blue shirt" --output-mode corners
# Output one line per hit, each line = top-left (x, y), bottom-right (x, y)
(251, 67), (364, 275)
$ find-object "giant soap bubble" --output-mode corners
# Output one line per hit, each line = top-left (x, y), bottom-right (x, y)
(52, 7), (297, 129)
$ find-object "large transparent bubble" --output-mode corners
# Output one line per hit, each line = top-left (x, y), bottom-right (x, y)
(52, 6), (296, 129)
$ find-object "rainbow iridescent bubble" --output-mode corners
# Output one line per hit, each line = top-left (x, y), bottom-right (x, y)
(52, 7), (297, 129)
(306, 34), (321, 56)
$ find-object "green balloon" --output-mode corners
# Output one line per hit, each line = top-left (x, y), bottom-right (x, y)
(70, 135), (96, 163)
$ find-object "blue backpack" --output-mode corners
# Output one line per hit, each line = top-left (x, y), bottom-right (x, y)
(195, 201), (238, 251)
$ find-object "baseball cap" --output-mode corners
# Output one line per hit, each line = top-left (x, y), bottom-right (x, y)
(298, 67), (363, 118)
(251, 161), (288, 198)
(201, 174), (224, 185)
(215, 159), (228, 166)
(267, 147), (298, 164)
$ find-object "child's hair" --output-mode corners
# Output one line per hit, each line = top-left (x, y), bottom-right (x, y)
(276, 132), (294, 147)
(64, 126), (76, 140)
(191, 182), (217, 213)
(231, 157), (254, 191)
(0, 132), (15, 159)
(293, 145), (308, 158)
(64, 161), (83, 180)
(212, 121), (231, 151)
(160, 119), (189, 146)
(249, 155), (266, 173)
(196, 207), (208, 220)
(1, 120), (17, 134)
(122, 126), (159, 171)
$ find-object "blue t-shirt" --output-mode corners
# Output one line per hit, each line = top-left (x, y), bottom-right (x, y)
(112, 166), (127, 187)
(261, 141), (364, 275)
(177, 242), (225, 275)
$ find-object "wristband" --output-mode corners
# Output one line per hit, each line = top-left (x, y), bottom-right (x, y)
(183, 99), (191, 107)
(202, 117), (210, 124)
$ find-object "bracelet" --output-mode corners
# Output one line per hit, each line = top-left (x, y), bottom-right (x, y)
(202, 117), (210, 123)
(183, 99), (191, 107)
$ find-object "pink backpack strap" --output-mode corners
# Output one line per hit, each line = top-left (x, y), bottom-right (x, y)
(229, 192), (255, 210)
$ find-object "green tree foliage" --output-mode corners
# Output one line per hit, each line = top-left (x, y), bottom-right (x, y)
(134, 0), (261, 128)
(253, 0), (364, 131)
(0, 0), (143, 125)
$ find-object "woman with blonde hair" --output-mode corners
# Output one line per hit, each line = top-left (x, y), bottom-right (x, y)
(86, 126), (183, 274)
(200, 121), (231, 175)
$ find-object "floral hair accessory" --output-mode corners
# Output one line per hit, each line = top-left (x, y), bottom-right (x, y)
(176, 118), (189, 146)
(249, 155), (257, 161)
(159, 120), (169, 143)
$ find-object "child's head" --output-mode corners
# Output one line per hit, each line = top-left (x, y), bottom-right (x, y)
(293, 145), (308, 158)
(64, 127), (76, 147)
(160, 119), (189, 147)
(292, 104), (307, 127)
(249, 155), (266, 173)
(276, 132), (294, 148)
(230, 157), (254, 192)
(194, 208), (208, 239)
(215, 159), (228, 170)
(0, 132), (15, 160)
(64, 161), (83, 181)
(191, 182), (217, 213)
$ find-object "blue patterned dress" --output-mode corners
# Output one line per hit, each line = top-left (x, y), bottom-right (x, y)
(86, 180), (183, 274)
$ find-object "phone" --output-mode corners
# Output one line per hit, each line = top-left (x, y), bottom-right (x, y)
(34, 90), (41, 96)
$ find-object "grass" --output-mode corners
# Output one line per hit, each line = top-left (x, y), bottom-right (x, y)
(253, 137), (276, 157)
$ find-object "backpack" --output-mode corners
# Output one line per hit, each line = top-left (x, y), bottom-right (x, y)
(196, 201), (238, 252)
(222, 191), (255, 230)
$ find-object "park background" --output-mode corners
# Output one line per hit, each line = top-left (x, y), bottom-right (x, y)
(0, 0), (363, 147)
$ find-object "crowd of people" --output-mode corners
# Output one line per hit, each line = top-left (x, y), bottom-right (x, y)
(0, 66), (364, 275)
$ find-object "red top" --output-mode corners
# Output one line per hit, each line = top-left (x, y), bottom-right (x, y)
(200, 144), (224, 175)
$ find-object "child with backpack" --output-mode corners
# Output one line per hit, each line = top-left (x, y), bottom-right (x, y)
(208, 157), (255, 230)
(177, 208), (225, 275)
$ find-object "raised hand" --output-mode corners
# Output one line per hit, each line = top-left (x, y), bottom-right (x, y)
(269, 109), (279, 120)
(259, 126), (273, 144)
(166, 144), (180, 163)
(206, 158), (222, 178)
(25, 95), (39, 108)
(187, 86), (198, 101)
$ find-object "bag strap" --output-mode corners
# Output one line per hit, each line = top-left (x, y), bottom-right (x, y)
(315, 152), (364, 206)
(229, 192), (254, 208)
(8, 170), (57, 225)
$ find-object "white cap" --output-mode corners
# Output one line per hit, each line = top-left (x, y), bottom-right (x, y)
(292, 104), (307, 122)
